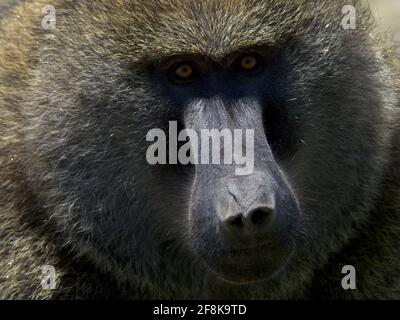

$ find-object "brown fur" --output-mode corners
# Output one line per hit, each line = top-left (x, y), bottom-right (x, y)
(0, 0), (399, 299)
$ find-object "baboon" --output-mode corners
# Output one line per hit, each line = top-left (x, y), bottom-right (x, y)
(0, 0), (399, 299)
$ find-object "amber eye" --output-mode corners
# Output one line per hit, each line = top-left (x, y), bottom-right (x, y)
(174, 63), (194, 79)
(240, 55), (258, 71)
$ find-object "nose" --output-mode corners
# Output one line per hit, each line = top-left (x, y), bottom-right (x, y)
(215, 172), (276, 235)
(225, 206), (274, 231)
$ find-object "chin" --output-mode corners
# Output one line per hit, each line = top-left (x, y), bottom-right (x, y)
(201, 243), (295, 285)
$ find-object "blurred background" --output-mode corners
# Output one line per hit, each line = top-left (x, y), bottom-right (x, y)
(366, 0), (400, 52)
(364, 0), (400, 30)
(367, 0), (400, 28)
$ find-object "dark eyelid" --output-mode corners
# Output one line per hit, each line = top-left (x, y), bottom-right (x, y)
(225, 45), (277, 67)
(159, 56), (208, 74)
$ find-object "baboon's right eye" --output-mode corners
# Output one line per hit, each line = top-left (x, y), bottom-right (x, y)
(174, 64), (193, 79)
(168, 62), (199, 84)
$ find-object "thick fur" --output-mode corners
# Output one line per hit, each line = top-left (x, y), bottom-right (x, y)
(0, 0), (399, 299)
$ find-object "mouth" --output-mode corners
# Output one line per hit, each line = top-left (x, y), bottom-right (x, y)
(220, 242), (274, 257)
(203, 242), (294, 284)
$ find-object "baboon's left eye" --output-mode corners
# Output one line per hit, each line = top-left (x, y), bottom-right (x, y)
(233, 53), (264, 74)
(240, 55), (258, 71)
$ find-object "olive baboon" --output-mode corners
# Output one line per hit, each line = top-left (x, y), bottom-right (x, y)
(0, 0), (399, 299)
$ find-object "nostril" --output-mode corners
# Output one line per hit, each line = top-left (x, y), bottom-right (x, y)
(226, 214), (244, 228)
(249, 207), (273, 226)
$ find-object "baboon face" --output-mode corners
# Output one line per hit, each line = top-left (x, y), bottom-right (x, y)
(27, 0), (388, 287)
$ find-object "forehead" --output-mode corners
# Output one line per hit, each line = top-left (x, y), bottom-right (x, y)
(89, 0), (315, 62)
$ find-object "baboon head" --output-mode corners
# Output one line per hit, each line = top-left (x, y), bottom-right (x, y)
(23, 0), (394, 295)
